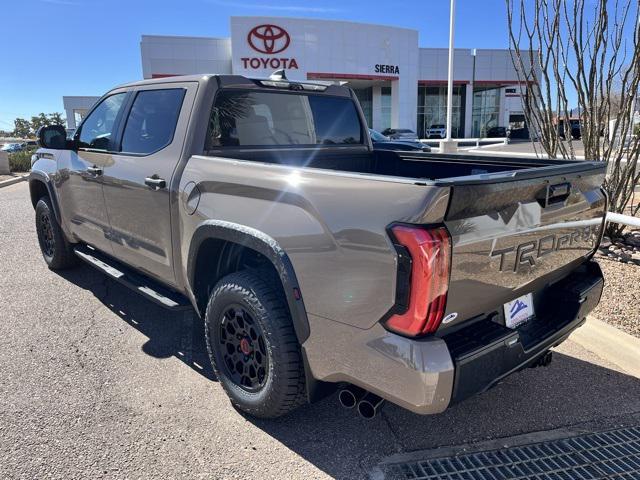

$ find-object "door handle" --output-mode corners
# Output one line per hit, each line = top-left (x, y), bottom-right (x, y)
(87, 165), (103, 176)
(145, 175), (166, 190)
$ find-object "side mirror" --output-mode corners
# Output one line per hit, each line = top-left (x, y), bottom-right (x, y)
(37, 125), (68, 149)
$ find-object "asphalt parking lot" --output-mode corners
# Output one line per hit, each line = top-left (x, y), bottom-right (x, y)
(1, 181), (639, 479)
(467, 139), (586, 157)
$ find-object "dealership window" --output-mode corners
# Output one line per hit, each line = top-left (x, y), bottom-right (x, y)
(380, 87), (392, 131)
(416, 85), (465, 138)
(353, 88), (372, 128)
(472, 87), (500, 137)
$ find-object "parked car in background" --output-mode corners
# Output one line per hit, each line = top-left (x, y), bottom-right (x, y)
(1, 143), (24, 152)
(21, 140), (38, 149)
(509, 127), (533, 140)
(382, 128), (419, 140)
(486, 126), (508, 138)
(426, 124), (446, 139)
(369, 129), (430, 152)
(558, 119), (581, 140)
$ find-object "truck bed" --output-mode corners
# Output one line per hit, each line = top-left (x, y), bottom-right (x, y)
(182, 147), (606, 331)
(210, 146), (601, 185)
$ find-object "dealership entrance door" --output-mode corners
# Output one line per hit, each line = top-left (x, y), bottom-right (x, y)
(417, 84), (466, 138)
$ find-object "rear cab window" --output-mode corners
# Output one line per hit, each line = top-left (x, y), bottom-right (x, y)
(206, 90), (363, 149)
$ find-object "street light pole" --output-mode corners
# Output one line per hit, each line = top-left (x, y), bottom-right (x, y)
(441, 0), (457, 153)
(471, 48), (477, 146)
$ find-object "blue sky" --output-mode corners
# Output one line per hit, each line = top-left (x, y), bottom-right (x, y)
(0, 0), (512, 131)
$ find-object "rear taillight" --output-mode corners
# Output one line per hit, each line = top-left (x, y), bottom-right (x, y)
(386, 225), (451, 337)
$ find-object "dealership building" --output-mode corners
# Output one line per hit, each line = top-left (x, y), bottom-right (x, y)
(64, 16), (533, 138)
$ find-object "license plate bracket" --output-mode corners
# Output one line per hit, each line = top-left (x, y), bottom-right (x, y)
(503, 293), (534, 329)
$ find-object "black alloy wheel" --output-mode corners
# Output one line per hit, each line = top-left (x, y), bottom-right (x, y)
(35, 196), (78, 270)
(219, 304), (269, 391)
(39, 210), (55, 259)
(204, 271), (306, 418)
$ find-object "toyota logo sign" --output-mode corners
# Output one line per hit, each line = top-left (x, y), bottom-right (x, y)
(247, 24), (290, 54)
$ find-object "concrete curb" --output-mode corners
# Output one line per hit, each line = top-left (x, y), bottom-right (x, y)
(0, 174), (28, 189)
(570, 316), (640, 378)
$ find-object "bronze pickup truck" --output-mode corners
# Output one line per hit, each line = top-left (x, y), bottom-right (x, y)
(30, 72), (606, 419)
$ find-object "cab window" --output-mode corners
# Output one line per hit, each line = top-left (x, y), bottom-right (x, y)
(206, 90), (363, 148)
(78, 93), (127, 151)
(120, 89), (185, 155)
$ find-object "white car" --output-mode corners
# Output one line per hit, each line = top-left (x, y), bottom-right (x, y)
(1, 143), (24, 152)
(426, 124), (446, 139)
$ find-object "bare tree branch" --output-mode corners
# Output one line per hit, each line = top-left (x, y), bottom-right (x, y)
(507, 0), (640, 236)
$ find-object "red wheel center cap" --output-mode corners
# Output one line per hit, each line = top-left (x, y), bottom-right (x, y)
(240, 338), (251, 355)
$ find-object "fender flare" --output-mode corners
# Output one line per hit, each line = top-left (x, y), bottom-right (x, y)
(187, 220), (311, 344)
(28, 171), (62, 224)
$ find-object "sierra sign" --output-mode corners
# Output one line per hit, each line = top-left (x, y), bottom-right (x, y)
(374, 64), (400, 74)
(242, 24), (299, 70)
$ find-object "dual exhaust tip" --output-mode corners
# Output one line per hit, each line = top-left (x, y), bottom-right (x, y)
(339, 352), (554, 418)
(338, 386), (384, 419)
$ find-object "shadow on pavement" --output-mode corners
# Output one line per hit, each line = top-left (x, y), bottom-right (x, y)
(57, 264), (640, 479)
(56, 264), (216, 382)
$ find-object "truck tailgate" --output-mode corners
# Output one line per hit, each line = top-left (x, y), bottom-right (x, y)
(441, 161), (607, 330)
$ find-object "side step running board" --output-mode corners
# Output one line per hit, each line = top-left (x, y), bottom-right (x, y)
(74, 245), (192, 311)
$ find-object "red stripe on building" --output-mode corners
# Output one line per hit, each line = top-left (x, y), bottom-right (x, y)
(473, 80), (531, 85)
(151, 73), (179, 78)
(418, 80), (468, 85)
(307, 72), (399, 81)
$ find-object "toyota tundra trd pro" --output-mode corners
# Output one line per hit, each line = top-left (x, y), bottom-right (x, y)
(30, 73), (606, 419)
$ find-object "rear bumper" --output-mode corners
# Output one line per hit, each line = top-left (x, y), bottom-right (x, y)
(303, 261), (604, 414)
(443, 261), (604, 404)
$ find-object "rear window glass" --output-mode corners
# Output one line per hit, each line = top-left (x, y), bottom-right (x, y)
(206, 90), (362, 148)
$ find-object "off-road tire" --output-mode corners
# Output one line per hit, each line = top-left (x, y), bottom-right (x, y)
(35, 196), (78, 270)
(204, 271), (306, 418)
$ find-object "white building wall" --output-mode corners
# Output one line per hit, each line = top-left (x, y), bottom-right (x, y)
(464, 84), (474, 137)
(62, 96), (100, 129)
(140, 35), (232, 78)
(417, 47), (525, 81)
(417, 48), (521, 83)
(229, 17), (419, 131)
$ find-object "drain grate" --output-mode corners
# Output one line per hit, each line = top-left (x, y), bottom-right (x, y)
(384, 426), (640, 479)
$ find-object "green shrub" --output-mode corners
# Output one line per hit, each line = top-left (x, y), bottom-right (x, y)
(8, 150), (33, 172)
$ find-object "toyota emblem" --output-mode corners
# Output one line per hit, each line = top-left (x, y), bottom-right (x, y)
(247, 24), (291, 54)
